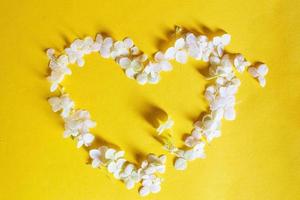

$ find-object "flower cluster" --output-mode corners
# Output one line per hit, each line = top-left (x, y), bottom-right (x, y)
(89, 147), (166, 196)
(48, 94), (96, 148)
(46, 26), (269, 196)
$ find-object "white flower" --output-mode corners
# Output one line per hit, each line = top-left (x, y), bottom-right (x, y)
(164, 38), (188, 63)
(63, 110), (96, 138)
(47, 54), (71, 92)
(174, 142), (206, 170)
(154, 51), (173, 71)
(174, 157), (187, 170)
(89, 146), (108, 168)
(48, 94), (74, 118)
(209, 54), (233, 78)
(110, 38), (134, 59)
(248, 64), (269, 87)
(76, 132), (94, 148)
(146, 154), (167, 174)
(198, 35), (214, 62)
(184, 128), (202, 147)
(234, 54), (251, 72)
(156, 117), (174, 135)
(212, 34), (231, 57)
(139, 175), (162, 196)
(118, 57), (143, 79)
(185, 33), (203, 60)
(99, 37), (114, 58)
(105, 148), (126, 179)
(65, 39), (87, 66)
(120, 164), (141, 189)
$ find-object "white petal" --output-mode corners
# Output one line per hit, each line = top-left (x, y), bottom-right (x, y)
(76, 140), (84, 148)
(175, 38), (185, 49)
(150, 184), (161, 193)
(123, 38), (134, 48)
(89, 149), (100, 159)
(83, 133), (94, 145)
(154, 51), (164, 62)
(105, 149), (116, 159)
(164, 47), (176, 59)
(92, 159), (101, 168)
(139, 186), (150, 196)
(136, 73), (148, 85)
(175, 50), (188, 64)
(118, 57), (131, 68)
(125, 68), (136, 78)
(115, 150), (125, 159)
(107, 162), (117, 173)
(221, 34), (231, 45)
(46, 48), (55, 59)
(125, 179), (135, 189)
(257, 64), (268, 76)
(174, 158), (187, 170)
(224, 107), (236, 120)
(258, 76), (266, 87)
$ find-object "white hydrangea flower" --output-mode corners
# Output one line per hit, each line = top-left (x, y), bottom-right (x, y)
(99, 37), (114, 58)
(248, 64), (269, 87)
(89, 146), (108, 168)
(234, 54), (251, 72)
(156, 117), (174, 135)
(185, 33), (203, 60)
(118, 57), (143, 79)
(63, 110), (96, 138)
(139, 175), (162, 196)
(198, 35), (214, 62)
(110, 38), (134, 59)
(65, 39), (86, 66)
(76, 132), (95, 148)
(105, 148), (126, 179)
(154, 51), (173, 71)
(144, 154), (167, 174)
(47, 54), (71, 92)
(174, 142), (206, 170)
(184, 128), (202, 147)
(48, 94), (74, 118)
(120, 164), (141, 189)
(209, 54), (233, 78)
(212, 34), (231, 57)
(164, 38), (188, 63)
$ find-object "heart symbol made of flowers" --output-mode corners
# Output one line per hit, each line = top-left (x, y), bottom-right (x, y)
(46, 26), (268, 197)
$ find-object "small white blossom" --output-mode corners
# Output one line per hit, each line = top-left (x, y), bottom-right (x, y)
(248, 64), (269, 87)
(139, 175), (162, 196)
(48, 94), (74, 118)
(105, 149), (126, 179)
(212, 34), (231, 57)
(174, 142), (206, 170)
(63, 110), (96, 138)
(165, 38), (188, 63)
(120, 164), (141, 189)
(110, 38), (134, 59)
(89, 146), (108, 168)
(118, 57), (143, 79)
(99, 37), (114, 58)
(76, 132), (94, 148)
(47, 54), (71, 92)
(156, 117), (174, 135)
(234, 54), (251, 72)
(184, 128), (202, 147)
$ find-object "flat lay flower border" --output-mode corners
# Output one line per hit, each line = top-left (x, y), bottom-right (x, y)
(46, 26), (268, 196)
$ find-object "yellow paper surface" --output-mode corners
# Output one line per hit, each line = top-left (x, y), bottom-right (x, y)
(0, 0), (299, 199)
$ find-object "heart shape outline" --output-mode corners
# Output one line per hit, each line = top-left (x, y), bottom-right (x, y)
(46, 25), (268, 196)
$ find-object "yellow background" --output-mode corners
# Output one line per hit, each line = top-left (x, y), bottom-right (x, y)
(0, 0), (299, 199)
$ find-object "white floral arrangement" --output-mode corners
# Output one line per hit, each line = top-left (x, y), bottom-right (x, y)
(46, 26), (268, 196)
